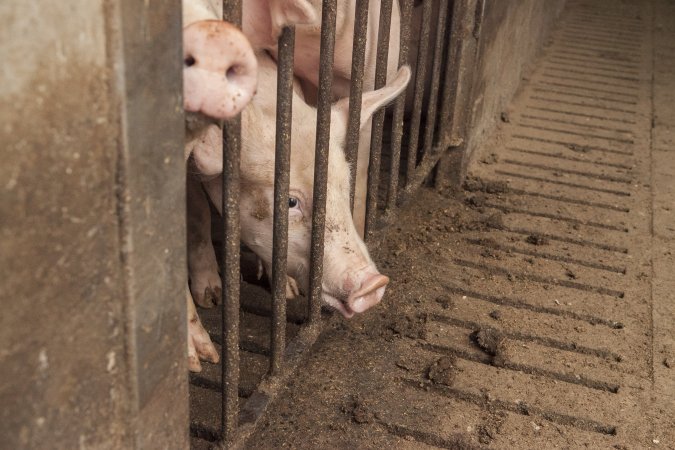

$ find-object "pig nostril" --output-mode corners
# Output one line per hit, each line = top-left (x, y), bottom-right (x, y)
(185, 56), (196, 67)
(226, 66), (239, 81)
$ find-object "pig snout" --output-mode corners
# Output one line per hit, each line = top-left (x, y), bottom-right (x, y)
(183, 20), (257, 120)
(325, 269), (389, 319)
(347, 273), (389, 314)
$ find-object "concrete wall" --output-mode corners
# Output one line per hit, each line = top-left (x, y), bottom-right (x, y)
(442, 0), (566, 182)
(0, 1), (189, 448)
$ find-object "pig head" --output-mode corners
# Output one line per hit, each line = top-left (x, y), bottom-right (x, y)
(242, 0), (402, 236)
(182, 0), (258, 122)
(199, 54), (411, 317)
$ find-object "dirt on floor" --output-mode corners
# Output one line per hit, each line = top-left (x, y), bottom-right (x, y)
(240, 0), (675, 448)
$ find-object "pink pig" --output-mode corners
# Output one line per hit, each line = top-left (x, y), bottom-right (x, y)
(194, 53), (411, 320)
(182, 0), (259, 372)
(243, 0), (402, 236)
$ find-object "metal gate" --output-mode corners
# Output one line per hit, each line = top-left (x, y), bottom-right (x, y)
(193, 0), (480, 447)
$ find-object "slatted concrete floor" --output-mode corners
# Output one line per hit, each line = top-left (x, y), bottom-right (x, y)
(214, 0), (675, 448)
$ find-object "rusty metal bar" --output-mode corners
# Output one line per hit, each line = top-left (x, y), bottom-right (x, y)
(438, 0), (472, 145)
(220, 0), (241, 443)
(220, 0), (241, 442)
(308, 0), (337, 324)
(420, 0), (449, 158)
(405, 0), (433, 188)
(435, 0), (482, 190)
(386, 0), (414, 211)
(270, 26), (295, 375)
(345, 0), (369, 211)
(364, 0), (393, 241)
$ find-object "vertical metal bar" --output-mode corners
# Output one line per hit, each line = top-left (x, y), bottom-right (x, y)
(386, 0), (414, 211)
(364, 0), (393, 241)
(270, 26), (295, 375)
(438, 0), (471, 144)
(345, 0), (370, 211)
(405, 0), (433, 188)
(308, 0), (337, 324)
(221, 0), (241, 443)
(420, 0), (450, 159)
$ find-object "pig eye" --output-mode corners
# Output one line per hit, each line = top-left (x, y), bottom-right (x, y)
(184, 56), (196, 67)
(288, 197), (299, 208)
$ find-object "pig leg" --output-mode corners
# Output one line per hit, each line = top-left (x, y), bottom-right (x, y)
(187, 170), (222, 308)
(187, 287), (220, 373)
(260, 258), (300, 299)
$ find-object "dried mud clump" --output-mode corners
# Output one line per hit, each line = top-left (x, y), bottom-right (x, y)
(445, 433), (482, 450)
(567, 143), (591, 153)
(473, 327), (504, 356)
(472, 327), (510, 366)
(435, 295), (454, 310)
(343, 396), (375, 424)
(465, 194), (488, 208)
(426, 356), (457, 386)
(388, 314), (428, 340)
(465, 212), (504, 232)
(526, 234), (549, 246)
(463, 177), (509, 194)
(485, 213), (505, 230)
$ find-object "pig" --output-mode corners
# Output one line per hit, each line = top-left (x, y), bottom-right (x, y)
(194, 52), (411, 319)
(243, 0), (402, 237)
(182, 0), (259, 372)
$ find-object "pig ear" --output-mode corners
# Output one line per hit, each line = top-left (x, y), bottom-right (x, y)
(244, 0), (317, 48)
(332, 66), (412, 135)
(270, 0), (317, 37)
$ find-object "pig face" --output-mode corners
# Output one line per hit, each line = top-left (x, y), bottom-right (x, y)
(234, 55), (411, 318)
(182, 0), (258, 120)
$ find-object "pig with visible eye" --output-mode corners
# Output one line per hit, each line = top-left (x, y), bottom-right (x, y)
(243, 0), (402, 237)
(195, 53), (411, 319)
(181, 0), (259, 372)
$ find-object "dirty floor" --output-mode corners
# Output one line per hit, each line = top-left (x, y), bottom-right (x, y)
(193, 0), (675, 448)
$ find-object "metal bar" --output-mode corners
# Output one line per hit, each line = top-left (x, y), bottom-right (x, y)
(435, 0), (482, 190)
(345, 0), (369, 211)
(219, 77), (242, 450)
(231, 323), (322, 448)
(386, 0), (414, 211)
(308, 0), (337, 324)
(420, 0), (449, 157)
(438, 0), (473, 145)
(270, 26), (295, 375)
(363, 0), (393, 241)
(404, 0), (433, 189)
(220, 1), (241, 444)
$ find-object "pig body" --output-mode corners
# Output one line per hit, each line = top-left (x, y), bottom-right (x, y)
(196, 52), (410, 319)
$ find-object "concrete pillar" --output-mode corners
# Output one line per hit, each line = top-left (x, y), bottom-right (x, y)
(0, 1), (189, 448)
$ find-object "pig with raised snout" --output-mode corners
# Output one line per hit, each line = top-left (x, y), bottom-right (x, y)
(243, 1), (402, 237)
(195, 53), (411, 319)
(182, 0), (259, 372)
